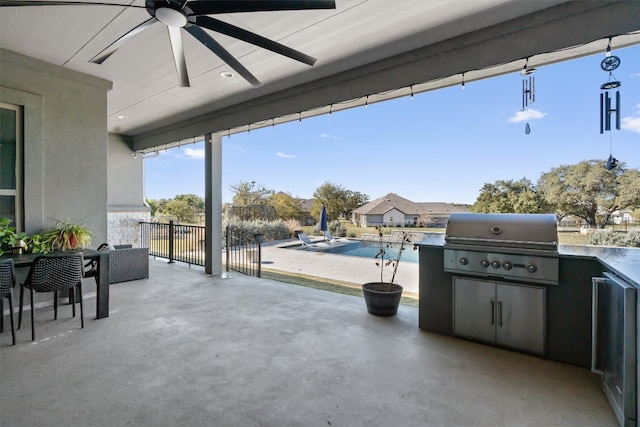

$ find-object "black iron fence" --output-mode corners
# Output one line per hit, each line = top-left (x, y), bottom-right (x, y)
(140, 221), (206, 266)
(225, 225), (263, 278)
(139, 221), (263, 276)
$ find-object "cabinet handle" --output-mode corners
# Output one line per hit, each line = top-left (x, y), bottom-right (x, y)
(490, 300), (495, 325)
(497, 301), (503, 327)
(591, 278), (605, 375)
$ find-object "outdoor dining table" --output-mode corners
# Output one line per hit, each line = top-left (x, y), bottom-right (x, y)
(0, 249), (110, 319)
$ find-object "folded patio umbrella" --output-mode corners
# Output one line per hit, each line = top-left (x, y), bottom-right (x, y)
(319, 205), (328, 232)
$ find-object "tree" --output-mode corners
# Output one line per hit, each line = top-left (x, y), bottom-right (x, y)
(162, 194), (205, 223)
(471, 178), (547, 214)
(146, 199), (159, 217)
(312, 182), (369, 221)
(269, 192), (304, 220)
(230, 181), (274, 206)
(537, 160), (640, 228)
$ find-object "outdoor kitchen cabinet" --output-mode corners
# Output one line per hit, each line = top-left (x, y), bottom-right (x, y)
(453, 277), (546, 354)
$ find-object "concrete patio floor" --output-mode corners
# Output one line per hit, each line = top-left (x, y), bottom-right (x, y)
(1, 258), (616, 426)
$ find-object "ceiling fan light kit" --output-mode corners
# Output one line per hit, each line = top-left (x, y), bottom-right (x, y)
(1, 0), (337, 87)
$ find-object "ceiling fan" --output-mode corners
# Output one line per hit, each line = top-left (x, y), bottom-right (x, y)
(0, 0), (336, 87)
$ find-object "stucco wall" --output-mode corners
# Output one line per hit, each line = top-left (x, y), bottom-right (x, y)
(107, 133), (150, 246)
(0, 49), (112, 245)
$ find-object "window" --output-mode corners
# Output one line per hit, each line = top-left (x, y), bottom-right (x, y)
(0, 102), (23, 230)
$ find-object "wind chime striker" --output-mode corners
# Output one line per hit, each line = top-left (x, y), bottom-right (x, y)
(521, 58), (536, 134)
(599, 38), (622, 170)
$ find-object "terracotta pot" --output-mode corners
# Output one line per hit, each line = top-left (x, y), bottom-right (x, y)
(362, 282), (403, 316)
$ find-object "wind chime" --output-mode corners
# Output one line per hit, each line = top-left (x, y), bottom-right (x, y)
(521, 58), (536, 134)
(599, 37), (622, 170)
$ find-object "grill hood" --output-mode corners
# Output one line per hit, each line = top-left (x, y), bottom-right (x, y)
(444, 213), (558, 253)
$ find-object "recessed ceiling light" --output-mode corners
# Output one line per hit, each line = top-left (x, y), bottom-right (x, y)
(220, 71), (235, 79)
(117, 115), (129, 120)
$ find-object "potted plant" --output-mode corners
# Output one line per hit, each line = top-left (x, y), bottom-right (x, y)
(362, 227), (413, 316)
(27, 219), (92, 254)
(0, 217), (28, 255)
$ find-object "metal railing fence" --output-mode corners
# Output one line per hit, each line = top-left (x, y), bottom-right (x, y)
(139, 221), (262, 276)
(140, 221), (206, 266)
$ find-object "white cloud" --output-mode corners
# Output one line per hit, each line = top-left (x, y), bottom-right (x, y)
(621, 104), (640, 133)
(183, 148), (205, 159)
(321, 133), (338, 140)
(508, 108), (547, 123)
(277, 152), (296, 159)
(630, 72), (640, 79)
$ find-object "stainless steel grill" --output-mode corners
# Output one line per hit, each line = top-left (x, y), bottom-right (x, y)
(444, 213), (559, 285)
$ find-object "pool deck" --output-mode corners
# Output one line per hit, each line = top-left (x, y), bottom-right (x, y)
(261, 238), (419, 294)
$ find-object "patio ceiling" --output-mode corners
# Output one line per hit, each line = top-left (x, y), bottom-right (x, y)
(1, 0), (639, 151)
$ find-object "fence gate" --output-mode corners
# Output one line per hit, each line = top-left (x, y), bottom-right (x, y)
(225, 226), (262, 277)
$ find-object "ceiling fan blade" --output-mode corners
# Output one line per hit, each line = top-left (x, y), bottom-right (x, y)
(187, 0), (335, 16)
(91, 17), (157, 64)
(195, 15), (316, 66)
(184, 25), (261, 87)
(167, 26), (190, 87)
(0, 0), (145, 8)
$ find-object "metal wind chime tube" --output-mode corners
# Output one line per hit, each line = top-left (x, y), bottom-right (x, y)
(522, 74), (535, 109)
(598, 38), (622, 170)
(520, 58), (536, 135)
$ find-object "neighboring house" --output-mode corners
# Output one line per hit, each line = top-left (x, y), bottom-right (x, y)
(351, 193), (470, 227)
(611, 209), (635, 225)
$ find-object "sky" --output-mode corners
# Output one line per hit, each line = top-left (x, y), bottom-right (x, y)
(145, 45), (640, 206)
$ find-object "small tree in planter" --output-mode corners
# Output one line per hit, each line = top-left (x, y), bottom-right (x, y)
(362, 227), (413, 316)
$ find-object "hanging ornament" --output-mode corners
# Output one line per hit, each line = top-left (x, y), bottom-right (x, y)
(599, 37), (622, 169)
(521, 58), (536, 134)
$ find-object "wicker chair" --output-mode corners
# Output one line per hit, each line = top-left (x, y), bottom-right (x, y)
(19, 253), (85, 341)
(0, 259), (16, 345)
(109, 246), (149, 284)
(85, 244), (149, 284)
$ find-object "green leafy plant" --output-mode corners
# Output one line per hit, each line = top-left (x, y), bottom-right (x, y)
(28, 219), (92, 254)
(0, 218), (28, 256)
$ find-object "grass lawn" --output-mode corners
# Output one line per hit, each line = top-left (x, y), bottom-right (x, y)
(261, 268), (419, 308)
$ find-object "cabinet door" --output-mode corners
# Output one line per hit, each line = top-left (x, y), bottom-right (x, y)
(496, 283), (545, 354)
(453, 277), (496, 343)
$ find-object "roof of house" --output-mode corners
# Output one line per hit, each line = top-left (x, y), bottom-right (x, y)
(352, 193), (471, 216)
(352, 193), (415, 215)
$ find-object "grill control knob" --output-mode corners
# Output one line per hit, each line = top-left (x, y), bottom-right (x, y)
(480, 259), (490, 268)
(502, 261), (513, 270)
(526, 264), (537, 273)
(490, 260), (501, 269)
(459, 257), (469, 266)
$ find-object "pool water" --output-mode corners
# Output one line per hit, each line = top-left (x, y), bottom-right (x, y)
(301, 240), (418, 263)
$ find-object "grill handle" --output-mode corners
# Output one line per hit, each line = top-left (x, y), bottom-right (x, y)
(591, 277), (605, 376)
(444, 236), (558, 250)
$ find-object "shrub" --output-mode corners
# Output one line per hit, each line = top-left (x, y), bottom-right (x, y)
(586, 229), (640, 248)
(623, 230), (640, 247)
(283, 218), (302, 237)
(223, 218), (290, 241)
(329, 220), (347, 237)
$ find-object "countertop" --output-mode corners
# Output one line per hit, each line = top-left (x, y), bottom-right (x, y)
(414, 236), (640, 286)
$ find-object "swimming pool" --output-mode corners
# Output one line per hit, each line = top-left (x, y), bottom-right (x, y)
(297, 240), (418, 263)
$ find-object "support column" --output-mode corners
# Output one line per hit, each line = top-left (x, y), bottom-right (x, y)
(204, 133), (223, 275)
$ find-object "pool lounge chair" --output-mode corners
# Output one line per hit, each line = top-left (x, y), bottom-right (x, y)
(323, 230), (351, 243)
(298, 232), (317, 246)
(298, 233), (329, 248)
